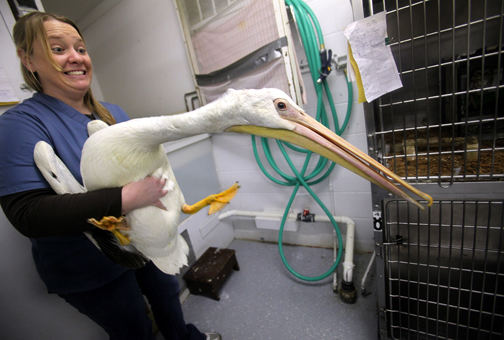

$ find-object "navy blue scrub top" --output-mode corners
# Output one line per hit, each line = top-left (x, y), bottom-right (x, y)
(0, 93), (130, 294)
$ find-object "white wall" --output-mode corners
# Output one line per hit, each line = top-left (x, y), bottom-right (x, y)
(307, 0), (373, 251)
(81, 0), (195, 117)
(212, 0), (374, 251)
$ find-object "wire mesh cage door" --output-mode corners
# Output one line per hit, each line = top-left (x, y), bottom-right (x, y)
(381, 200), (504, 339)
(363, 0), (503, 184)
(361, 0), (504, 339)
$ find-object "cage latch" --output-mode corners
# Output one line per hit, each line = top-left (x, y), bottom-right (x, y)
(373, 210), (382, 230)
(382, 235), (403, 247)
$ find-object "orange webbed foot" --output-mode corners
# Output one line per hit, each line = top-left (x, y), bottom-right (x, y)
(88, 216), (131, 246)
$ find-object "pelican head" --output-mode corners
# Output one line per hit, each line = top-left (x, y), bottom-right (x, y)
(215, 88), (433, 209)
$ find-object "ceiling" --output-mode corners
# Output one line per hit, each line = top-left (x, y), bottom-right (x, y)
(42, 0), (105, 25)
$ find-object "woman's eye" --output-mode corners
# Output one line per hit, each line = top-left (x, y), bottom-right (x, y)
(77, 47), (87, 54)
(51, 47), (63, 53)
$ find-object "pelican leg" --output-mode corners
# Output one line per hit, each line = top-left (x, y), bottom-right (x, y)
(87, 216), (131, 246)
(182, 182), (240, 215)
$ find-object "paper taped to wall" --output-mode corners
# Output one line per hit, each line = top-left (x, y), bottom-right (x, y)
(344, 12), (402, 102)
(0, 65), (19, 106)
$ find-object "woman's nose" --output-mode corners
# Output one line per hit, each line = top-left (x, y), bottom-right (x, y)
(67, 48), (84, 62)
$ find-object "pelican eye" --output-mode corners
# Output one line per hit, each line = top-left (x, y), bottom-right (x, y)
(276, 101), (287, 110)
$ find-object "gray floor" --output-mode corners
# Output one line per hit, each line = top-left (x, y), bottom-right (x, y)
(180, 239), (379, 340)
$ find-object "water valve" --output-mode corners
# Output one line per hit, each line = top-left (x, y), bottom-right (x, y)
(297, 209), (315, 222)
(317, 48), (333, 83)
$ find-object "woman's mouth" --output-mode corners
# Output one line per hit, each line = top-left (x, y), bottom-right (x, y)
(64, 70), (86, 75)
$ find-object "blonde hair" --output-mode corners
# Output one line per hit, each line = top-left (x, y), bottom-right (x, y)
(13, 11), (116, 125)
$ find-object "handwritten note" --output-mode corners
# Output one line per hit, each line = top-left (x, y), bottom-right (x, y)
(344, 12), (402, 102)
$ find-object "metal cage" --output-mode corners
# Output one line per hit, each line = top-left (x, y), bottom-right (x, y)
(364, 0), (503, 184)
(362, 1), (504, 339)
(380, 199), (503, 339)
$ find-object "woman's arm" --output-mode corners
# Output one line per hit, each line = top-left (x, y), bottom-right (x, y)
(0, 187), (122, 237)
(0, 176), (168, 238)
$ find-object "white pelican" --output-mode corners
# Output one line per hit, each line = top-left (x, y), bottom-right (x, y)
(35, 88), (432, 274)
(34, 120), (149, 268)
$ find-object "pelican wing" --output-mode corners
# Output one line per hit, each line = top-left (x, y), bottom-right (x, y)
(33, 140), (147, 269)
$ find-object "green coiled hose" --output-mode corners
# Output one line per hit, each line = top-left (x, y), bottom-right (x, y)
(251, 0), (353, 281)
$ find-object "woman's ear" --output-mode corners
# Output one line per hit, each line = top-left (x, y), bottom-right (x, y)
(18, 49), (33, 71)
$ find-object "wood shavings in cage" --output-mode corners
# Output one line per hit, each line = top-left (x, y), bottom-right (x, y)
(385, 137), (504, 180)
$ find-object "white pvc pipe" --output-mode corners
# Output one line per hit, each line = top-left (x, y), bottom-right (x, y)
(218, 209), (355, 283)
(360, 250), (376, 294)
(333, 228), (338, 291)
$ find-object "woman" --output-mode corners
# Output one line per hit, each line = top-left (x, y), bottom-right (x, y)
(0, 11), (220, 340)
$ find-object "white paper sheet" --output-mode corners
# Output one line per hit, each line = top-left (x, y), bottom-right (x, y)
(0, 64), (19, 104)
(344, 12), (402, 102)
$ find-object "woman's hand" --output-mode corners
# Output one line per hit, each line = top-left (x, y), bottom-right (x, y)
(121, 176), (168, 214)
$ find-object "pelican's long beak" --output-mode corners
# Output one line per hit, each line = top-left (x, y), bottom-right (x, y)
(227, 99), (433, 210)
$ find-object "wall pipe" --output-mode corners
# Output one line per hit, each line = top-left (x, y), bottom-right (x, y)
(360, 249), (375, 296)
(218, 209), (355, 289)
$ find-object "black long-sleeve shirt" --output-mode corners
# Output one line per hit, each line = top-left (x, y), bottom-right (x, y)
(1, 187), (148, 280)
(0, 187), (122, 237)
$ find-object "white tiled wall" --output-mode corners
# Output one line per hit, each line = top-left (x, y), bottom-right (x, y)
(212, 0), (374, 252)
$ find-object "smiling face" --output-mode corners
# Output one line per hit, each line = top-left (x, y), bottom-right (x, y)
(21, 19), (92, 102)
